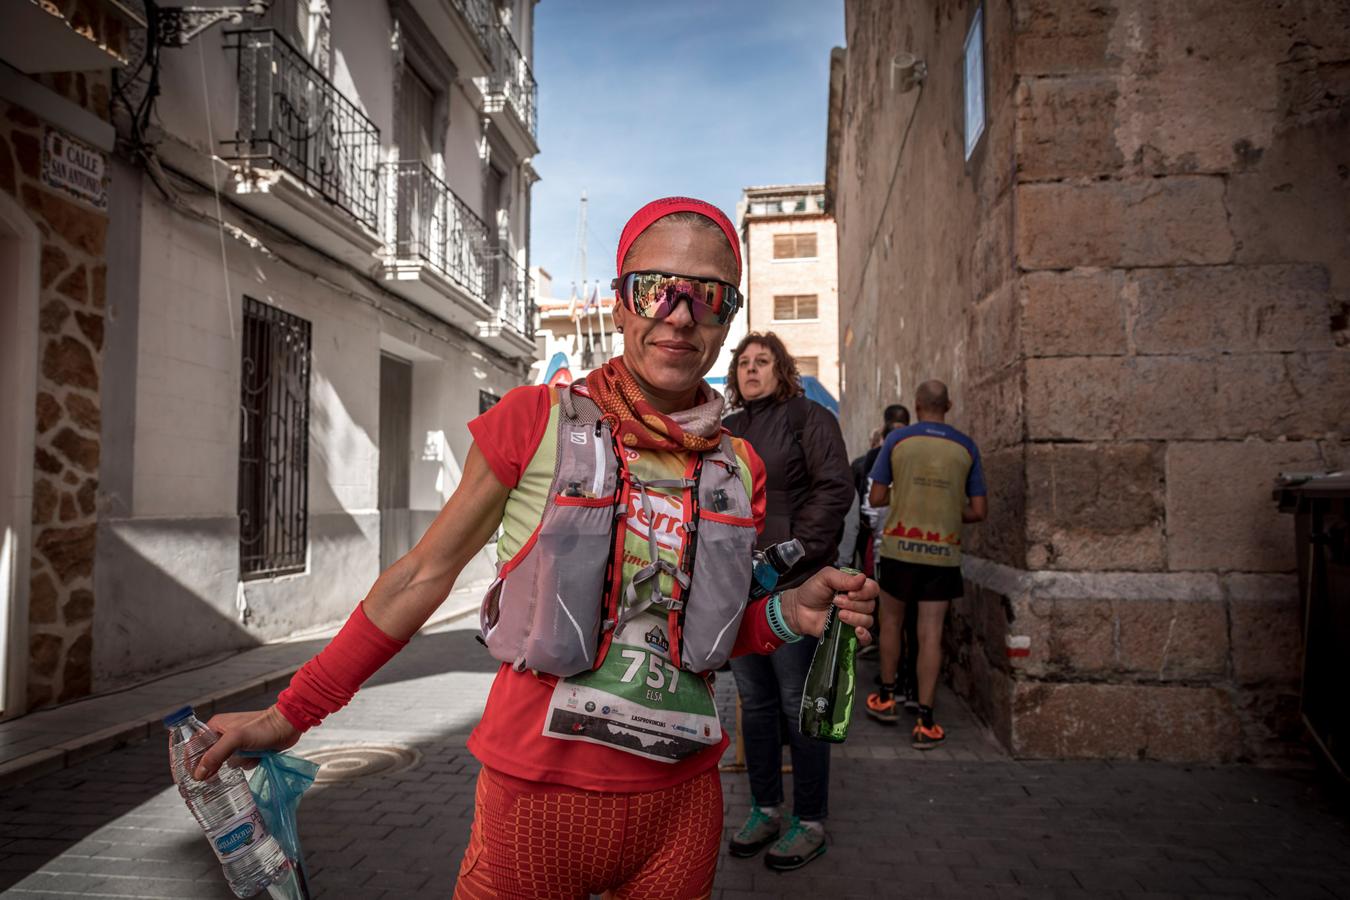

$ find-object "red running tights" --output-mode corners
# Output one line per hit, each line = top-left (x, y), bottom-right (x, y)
(454, 765), (722, 900)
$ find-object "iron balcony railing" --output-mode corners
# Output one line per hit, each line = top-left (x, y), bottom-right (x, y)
(486, 252), (534, 339)
(483, 24), (538, 139)
(381, 160), (490, 301)
(224, 28), (381, 230)
(451, 0), (494, 60)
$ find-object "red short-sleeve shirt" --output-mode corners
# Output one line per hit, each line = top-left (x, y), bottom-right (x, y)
(465, 385), (778, 792)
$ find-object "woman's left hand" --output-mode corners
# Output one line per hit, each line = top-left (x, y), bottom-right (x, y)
(781, 568), (878, 643)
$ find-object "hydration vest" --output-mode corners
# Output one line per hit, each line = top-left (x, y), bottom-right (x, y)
(478, 386), (757, 676)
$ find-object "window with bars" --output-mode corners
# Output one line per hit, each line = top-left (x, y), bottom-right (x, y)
(773, 294), (819, 321)
(773, 233), (817, 259)
(238, 298), (312, 580)
(796, 356), (820, 377)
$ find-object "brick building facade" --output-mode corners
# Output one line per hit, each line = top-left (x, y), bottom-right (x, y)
(828, 0), (1348, 760)
(740, 184), (841, 397)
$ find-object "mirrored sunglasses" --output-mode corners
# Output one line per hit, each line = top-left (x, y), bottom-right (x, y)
(612, 271), (742, 326)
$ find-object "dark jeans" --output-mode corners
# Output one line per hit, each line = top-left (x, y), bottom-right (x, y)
(730, 637), (830, 821)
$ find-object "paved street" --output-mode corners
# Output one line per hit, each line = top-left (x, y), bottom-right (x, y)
(0, 615), (1347, 899)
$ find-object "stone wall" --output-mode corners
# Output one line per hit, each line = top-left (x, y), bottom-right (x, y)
(832, 0), (1349, 760)
(0, 95), (109, 708)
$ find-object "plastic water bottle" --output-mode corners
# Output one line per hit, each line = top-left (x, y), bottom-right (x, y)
(165, 706), (292, 898)
(749, 538), (806, 599)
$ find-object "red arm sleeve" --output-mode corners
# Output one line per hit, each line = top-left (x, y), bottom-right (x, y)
(466, 385), (552, 488)
(275, 602), (408, 731)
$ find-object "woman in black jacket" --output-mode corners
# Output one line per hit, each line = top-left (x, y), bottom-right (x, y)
(722, 332), (854, 871)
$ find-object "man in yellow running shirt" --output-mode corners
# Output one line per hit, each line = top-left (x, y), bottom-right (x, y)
(863, 380), (987, 748)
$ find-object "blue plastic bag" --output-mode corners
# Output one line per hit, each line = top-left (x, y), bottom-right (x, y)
(241, 751), (319, 898)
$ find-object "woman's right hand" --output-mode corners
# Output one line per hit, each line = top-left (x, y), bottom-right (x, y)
(193, 706), (300, 781)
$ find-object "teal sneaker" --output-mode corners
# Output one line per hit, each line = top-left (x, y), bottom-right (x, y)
(728, 804), (781, 858)
(764, 817), (827, 871)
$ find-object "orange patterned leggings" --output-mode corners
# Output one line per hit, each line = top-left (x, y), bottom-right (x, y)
(453, 766), (722, 900)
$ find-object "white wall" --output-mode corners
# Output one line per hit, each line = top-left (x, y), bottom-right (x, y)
(445, 84), (487, 219)
(331, 1), (396, 148)
(97, 182), (520, 688)
(153, 32), (238, 160)
(133, 193), (386, 519)
(92, 1), (537, 687)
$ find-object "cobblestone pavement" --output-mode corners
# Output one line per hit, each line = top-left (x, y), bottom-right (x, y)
(0, 616), (1347, 898)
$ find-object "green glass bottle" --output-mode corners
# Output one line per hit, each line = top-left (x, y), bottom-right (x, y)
(799, 567), (860, 743)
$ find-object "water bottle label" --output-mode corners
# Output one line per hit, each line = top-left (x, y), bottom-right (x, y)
(208, 808), (266, 862)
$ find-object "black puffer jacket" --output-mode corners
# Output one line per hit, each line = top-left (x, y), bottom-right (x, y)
(724, 395), (854, 589)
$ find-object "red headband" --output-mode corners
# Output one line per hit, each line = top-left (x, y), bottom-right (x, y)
(615, 197), (742, 283)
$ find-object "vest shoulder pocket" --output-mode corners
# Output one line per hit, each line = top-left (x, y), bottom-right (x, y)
(481, 498), (615, 676)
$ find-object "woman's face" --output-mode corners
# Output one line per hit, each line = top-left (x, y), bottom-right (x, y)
(613, 219), (737, 410)
(735, 342), (779, 403)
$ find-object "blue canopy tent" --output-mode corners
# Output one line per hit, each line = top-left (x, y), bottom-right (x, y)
(705, 375), (839, 417)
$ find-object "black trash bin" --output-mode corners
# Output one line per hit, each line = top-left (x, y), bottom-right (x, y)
(1275, 471), (1350, 779)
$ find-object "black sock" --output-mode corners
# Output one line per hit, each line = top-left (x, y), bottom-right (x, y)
(918, 704), (934, 727)
(878, 682), (895, 702)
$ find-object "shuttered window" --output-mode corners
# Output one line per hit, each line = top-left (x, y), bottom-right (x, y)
(772, 233), (817, 259)
(773, 294), (819, 320)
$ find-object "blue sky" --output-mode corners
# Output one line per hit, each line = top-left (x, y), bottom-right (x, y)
(529, 0), (844, 295)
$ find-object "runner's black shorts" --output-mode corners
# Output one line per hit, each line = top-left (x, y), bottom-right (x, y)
(877, 557), (964, 601)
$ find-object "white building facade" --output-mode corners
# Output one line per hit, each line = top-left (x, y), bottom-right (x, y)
(46, 0), (539, 699)
(737, 184), (839, 397)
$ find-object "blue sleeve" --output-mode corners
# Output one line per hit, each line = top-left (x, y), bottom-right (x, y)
(966, 444), (987, 498)
(868, 432), (897, 485)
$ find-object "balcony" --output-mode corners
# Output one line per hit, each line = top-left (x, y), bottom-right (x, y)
(378, 160), (494, 328)
(222, 29), (383, 268)
(477, 24), (539, 158)
(479, 253), (537, 358)
(406, 0), (494, 79)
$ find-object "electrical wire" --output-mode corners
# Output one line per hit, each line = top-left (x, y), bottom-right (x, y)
(197, 39), (237, 341)
(850, 81), (925, 306)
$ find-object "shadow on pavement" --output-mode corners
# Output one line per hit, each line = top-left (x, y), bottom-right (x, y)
(0, 628), (496, 897)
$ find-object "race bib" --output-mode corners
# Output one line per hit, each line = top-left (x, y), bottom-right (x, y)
(543, 621), (721, 763)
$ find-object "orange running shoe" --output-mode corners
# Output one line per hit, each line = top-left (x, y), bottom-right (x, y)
(865, 692), (898, 725)
(912, 721), (945, 749)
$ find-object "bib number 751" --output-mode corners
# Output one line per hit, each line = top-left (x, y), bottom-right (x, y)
(618, 649), (681, 694)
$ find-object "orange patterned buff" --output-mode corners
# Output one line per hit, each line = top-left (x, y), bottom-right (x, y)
(584, 357), (724, 452)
